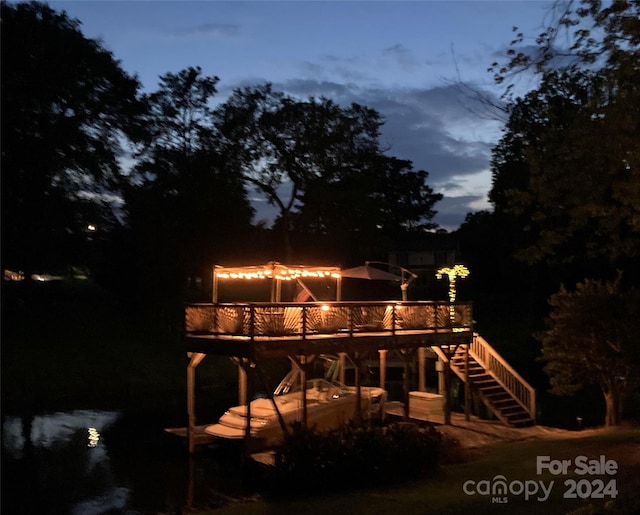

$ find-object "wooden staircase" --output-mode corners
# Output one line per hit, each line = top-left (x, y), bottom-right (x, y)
(434, 334), (536, 427)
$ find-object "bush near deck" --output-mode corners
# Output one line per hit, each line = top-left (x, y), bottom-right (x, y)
(210, 427), (640, 515)
(261, 421), (442, 497)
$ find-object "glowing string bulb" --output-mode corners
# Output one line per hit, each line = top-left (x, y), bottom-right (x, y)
(87, 427), (100, 448)
(436, 264), (470, 322)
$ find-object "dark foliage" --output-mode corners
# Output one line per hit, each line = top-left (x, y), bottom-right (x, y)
(1, 1), (146, 272)
(215, 84), (443, 261)
(262, 421), (441, 498)
(113, 67), (255, 307)
(538, 274), (640, 426)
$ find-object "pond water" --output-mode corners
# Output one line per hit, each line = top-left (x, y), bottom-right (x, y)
(1, 409), (254, 514)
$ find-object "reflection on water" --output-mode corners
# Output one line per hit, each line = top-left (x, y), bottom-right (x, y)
(3, 410), (118, 459)
(1, 409), (248, 514)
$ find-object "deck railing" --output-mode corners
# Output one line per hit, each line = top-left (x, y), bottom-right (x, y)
(185, 301), (473, 340)
(470, 334), (536, 421)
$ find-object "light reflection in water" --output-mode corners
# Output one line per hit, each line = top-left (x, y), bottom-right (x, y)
(2, 410), (127, 514)
(3, 410), (118, 453)
(1, 408), (248, 513)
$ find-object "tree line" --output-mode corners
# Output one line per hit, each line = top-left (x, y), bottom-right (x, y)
(461, 0), (640, 426)
(2, 0), (639, 425)
(1, 1), (442, 304)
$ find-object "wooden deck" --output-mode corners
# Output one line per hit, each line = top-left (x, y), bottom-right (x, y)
(182, 300), (475, 452)
(185, 301), (473, 358)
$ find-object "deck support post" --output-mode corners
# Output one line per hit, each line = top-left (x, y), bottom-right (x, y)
(255, 363), (289, 435)
(418, 347), (426, 392)
(378, 349), (387, 389)
(300, 356), (308, 428)
(354, 352), (362, 422)
(442, 344), (459, 425)
(186, 454), (195, 510)
(288, 355), (311, 428)
(464, 344), (471, 422)
(238, 364), (247, 406)
(338, 353), (347, 384)
(443, 356), (452, 425)
(437, 356), (445, 394)
(241, 358), (252, 459)
(402, 349), (411, 420)
(187, 352), (206, 454)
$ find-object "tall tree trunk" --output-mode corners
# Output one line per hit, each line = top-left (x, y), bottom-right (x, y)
(443, 358), (452, 425)
(603, 386), (620, 427)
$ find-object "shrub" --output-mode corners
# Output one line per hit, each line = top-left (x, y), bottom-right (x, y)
(263, 421), (441, 497)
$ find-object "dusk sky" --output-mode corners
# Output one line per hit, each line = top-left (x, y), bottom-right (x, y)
(48, 0), (553, 230)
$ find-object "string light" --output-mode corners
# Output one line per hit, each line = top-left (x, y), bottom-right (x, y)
(436, 264), (470, 322)
(87, 427), (100, 448)
(215, 264), (341, 281)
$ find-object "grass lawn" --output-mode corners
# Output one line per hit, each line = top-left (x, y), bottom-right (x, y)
(203, 427), (640, 515)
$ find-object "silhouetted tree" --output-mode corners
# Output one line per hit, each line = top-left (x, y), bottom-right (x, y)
(491, 0), (640, 88)
(488, 0), (640, 272)
(489, 69), (640, 267)
(295, 155), (442, 261)
(215, 84), (441, 261)
(1, 1), (146, 272)
(479, 0), (640, 427)
(539, 274), (640, 426)
(121, 67), (254, 303)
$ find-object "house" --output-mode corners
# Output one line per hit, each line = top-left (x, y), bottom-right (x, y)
(388, 233), (460, 300)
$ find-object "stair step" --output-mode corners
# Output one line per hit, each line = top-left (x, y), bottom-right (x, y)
(492, 398), (518, 406)
(452, 364), (483, 372)
(451, 361), (482, 369)
(473, 378), (499, 386)
(441, 335), (537, 428)
(469, 371), (491, 377)
(456, 368), (485, 375)
(470, 377), (494, 384)
(500, 406), (526, 415)
(494, 405), (521, 413)
(479, 390), (506, 398)
(470, 373), (494, 379)
(478, 384), (503, 391)
(451, 359), (481, 367)
(489, 402), (522, 413)
(484, 394), (510, 402)
(451, 355), (476, 361)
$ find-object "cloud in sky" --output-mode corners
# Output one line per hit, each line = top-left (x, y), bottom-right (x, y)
(48, 0), (553, 230)
(225, 76), (499, 231)
(173, 23), (240, 39)
(278, 76), (501, 228)
(382, 43), (420, 72)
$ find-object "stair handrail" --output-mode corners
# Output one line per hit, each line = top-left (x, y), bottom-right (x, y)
(469, 333), (536, 421)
